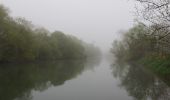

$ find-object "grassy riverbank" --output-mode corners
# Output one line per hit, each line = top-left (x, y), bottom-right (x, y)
(139, 55), (170, 75)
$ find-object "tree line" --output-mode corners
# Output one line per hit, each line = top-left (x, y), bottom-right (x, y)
(111, 0), (170, 74)
(111, 24), (154, 61)
(0, 5), (101, 62)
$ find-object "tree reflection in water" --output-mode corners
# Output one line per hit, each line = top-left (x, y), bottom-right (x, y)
(0, 58), (101, 100)
(111, 60), (170, 100)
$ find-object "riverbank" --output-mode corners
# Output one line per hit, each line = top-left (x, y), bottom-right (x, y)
(139, 55), (170, 75)
(111, 24), (170, 76)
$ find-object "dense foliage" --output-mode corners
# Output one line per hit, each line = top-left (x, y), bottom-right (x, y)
(111, 24), (170, 74)
(111, 24), (153, 61)
(111, 0), (170, 75)
(0, 5), (100, 62)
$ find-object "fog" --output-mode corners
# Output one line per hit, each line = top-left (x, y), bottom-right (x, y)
(2, 0), (135, 52)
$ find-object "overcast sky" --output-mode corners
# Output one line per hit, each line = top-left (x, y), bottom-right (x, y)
(2, 0), (135, 52)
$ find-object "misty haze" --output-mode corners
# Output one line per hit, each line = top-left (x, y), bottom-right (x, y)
(0, 0), (170, 100)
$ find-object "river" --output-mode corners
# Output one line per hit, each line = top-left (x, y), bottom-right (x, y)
(0, 57), (170, 100)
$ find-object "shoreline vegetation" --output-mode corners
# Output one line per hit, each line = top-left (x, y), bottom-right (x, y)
(111, 24), (170, 75)
(111, 0), (170, 75)
(0, 5), (101, 63)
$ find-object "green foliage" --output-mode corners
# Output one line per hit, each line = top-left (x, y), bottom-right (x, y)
(111, 24), (153, 61)
(111, 24), (170, 75)
(0, 5), (100, 62)
(111, 40), (127, 61)
(140, 56), (170, 75)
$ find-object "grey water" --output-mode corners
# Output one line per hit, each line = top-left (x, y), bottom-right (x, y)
(0, 58), (170, 100)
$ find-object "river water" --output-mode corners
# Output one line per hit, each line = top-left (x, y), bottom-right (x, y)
(0, 57), (170, 100)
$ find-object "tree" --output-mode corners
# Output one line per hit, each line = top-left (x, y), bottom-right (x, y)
(135, 0), (170, 38)
(0, 4), (99, 62)
(111, 24), (154, 61)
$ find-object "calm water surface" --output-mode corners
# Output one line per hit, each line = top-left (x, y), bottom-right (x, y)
(0, 58), (170, 100)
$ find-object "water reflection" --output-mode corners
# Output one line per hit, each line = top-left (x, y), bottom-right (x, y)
(111, 60), (170, 100)
(0, 59), (100, 100)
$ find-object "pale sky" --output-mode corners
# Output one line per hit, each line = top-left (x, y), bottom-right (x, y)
(2, 0), (135, 52)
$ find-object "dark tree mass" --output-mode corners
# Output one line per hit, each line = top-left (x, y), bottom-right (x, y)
(0, 5), (100, 62)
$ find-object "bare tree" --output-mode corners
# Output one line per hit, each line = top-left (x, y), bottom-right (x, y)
(135, 0), (170, 38)
(134, 0), (170, 54)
